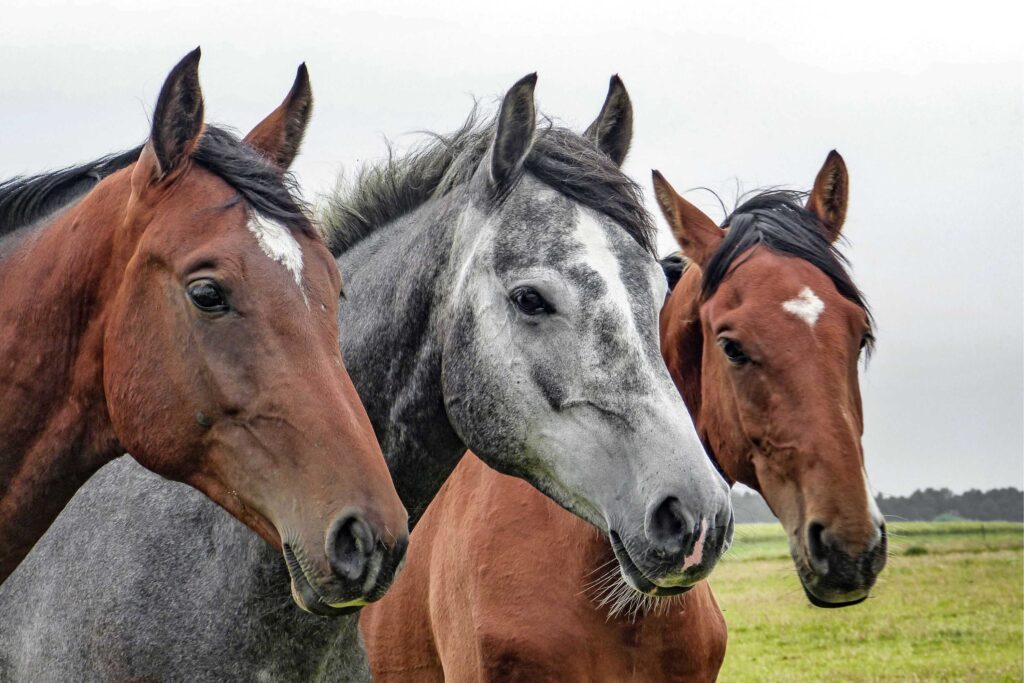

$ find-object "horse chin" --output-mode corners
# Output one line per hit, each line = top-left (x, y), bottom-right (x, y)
(608, 531), (694, 598)
(282, 543), (365, 617)
(800, 580), (870, 609)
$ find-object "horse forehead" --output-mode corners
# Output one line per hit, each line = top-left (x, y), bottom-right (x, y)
(491, 181), (658, 300)
(704, 256), (824, 332)
(570, 207), (657, 297)
(247, 214), (304, 291)
(490, 183), (579, 268)
(728, 251), (843, 310)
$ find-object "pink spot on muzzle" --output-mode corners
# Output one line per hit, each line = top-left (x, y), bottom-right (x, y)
(680, 519), (707, 572)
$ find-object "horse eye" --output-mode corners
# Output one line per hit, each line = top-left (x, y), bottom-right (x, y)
(718, 338), (749, 365)
(187, 279), (229, 313)
(510, 286), (553, 316)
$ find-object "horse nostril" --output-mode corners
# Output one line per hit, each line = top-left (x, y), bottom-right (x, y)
(806, 520), (829, 572)
(717, 506), (735, 551)
(648, 496), (690, 554)
(869, 523), (889, 575)
(327, 512), (376, 582)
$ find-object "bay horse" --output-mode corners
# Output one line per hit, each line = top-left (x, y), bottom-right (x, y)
(0, 50), (409, 611)
(0, 75), (731, 681)
(360, 147), (886, 680)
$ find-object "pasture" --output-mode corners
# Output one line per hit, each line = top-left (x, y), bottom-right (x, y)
(712, 522), (1024, 682)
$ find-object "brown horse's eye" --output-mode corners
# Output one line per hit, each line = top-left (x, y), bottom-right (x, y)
(187, 279), (229, 314)
(718, 338), (749, 365)
(510, 286), (554, 316)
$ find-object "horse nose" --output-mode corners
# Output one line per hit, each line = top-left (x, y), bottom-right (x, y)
(326, 511), (377, 582)
(806, 519), (888, 582)
(869, 522), (888, 575)
(717, 503), (735, 553)
(647, 495), (693, 556)
(807, 520), (830, 574)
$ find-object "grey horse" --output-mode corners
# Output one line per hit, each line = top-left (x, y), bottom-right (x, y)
(0, 75), (732, 681)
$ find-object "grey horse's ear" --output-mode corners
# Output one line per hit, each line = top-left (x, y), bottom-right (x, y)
(490, 73), (538, 187)
(585, 75), (632, 167)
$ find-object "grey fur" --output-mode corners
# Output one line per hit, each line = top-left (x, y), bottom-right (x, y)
(0, 79), (731, 681)
(0, 458), (370, 682)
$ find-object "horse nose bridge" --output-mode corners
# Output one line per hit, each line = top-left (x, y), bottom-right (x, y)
(802, 462), (881, 551)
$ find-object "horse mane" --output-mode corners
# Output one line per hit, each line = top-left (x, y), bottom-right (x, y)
(321, 107), (656, 257)
(0, 125), (313, 239)
(702, 189), (875, 351)
(0, 147), (143, 237)
(659, 251), (689, 291)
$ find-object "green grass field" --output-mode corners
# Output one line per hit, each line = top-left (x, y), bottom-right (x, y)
(712, 522), (1024, 682)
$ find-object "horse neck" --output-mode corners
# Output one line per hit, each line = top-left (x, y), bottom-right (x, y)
(0, 172), (131, 576)
(335, 199), (468, 527)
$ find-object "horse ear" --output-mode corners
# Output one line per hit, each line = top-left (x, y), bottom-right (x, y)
(490, 73), (537, 187)
(652, 170), (723, 269)
(244, 64), (313, 171)
(584, 75), (633, 166)
(138, 48), (205, 184)
(806, 150), (848, 243)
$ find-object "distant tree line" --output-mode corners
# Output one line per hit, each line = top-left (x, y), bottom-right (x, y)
(731, 487), (1024, 524)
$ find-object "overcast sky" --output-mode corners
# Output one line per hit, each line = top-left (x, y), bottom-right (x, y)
(2, 1), (1020, 495)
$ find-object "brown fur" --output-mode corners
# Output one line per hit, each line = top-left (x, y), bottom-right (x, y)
(0, 54), (408, 602)
(361, 152), (881, 679)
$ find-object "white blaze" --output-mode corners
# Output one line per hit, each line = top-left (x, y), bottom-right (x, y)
(248, 215), (305, 296)
(574, 209), (642, 337)
(782, 286), (825, 327)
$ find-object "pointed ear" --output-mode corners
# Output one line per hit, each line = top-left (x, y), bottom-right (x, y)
(490, 73), (537, 188)
(138, 48), (204, 184)
(244, 64), (313, 171)
(806, 150), (848, 243)
(652, 170), (723, 269)
(584, 75), (633, 166)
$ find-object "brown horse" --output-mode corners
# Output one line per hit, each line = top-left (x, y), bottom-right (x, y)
(0, 50), (409, 613)
(361, 150), (885, 680)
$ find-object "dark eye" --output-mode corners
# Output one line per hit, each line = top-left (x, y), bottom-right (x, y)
(718, 338), (749, 365)
(859, 333), (873, 350)
(510, 286), (554, 316)
(187, 279), (229, 313)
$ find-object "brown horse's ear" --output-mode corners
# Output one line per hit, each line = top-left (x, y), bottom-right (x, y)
(135, 48), (205, 186)
(806, 150), (849, 243)
(652, 170), (723, 269)
(490, 73), (537, 188)
(585, 75), (633, 167)
(244, 64), (314, 171)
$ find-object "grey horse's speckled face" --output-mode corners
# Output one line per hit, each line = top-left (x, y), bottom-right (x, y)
(323, 73), (735, 592)
(438, 84), (732, 591)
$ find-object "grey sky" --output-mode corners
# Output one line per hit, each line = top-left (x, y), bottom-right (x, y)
(2, 1), (1021, 495)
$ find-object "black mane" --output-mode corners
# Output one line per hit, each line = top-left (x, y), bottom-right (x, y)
(321, 108), (655, 256)
(0, 125), (313, 239)
(703, 190), (874, 348)
(0, 147), (142, 237)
